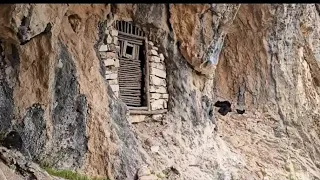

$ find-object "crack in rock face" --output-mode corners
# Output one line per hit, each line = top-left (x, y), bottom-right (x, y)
(17, 16), (31, 44)
(18, 22), (52, 45)
(68, 14), (82, 33)
(0, 131), (23, 151)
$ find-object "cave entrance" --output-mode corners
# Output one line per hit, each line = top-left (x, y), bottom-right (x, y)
(115, 21), (149, 110)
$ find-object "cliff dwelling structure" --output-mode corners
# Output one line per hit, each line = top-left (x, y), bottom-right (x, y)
(98, 20), (168, 122)
(2, 4), (320, 180)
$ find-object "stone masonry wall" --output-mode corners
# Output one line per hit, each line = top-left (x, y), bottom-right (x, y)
(98, 21), (168, 122)
(99, 25), (120, 97)
(148, 41), (168, 111)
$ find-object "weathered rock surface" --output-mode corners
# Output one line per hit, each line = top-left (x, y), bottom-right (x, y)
(117, 3), (320, 180)
(0, 146), (63, 180)
(0, 3), (319, 180)
(0, 4), (148, 180)
(169, 4), (240, 74)
(214, 4), (320, 179)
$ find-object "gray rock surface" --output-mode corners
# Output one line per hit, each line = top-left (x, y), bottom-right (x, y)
(50, 42), (88, 169)
(0, 146), (63, 180)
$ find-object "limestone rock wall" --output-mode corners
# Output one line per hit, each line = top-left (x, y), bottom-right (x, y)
(113, 3), (320, 180)
(148, 41), (168, 111)
(0, 3), (320, 180)
(0, 4), (148, 180)
(214, 4), (320, 179)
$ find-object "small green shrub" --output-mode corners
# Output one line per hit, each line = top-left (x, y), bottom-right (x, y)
(43, 167), (108, 180)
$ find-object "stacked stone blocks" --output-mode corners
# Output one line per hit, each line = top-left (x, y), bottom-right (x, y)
(99, 26), (120, 97)
(148, 41), (169, 111)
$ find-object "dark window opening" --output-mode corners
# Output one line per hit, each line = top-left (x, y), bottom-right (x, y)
(126, 46), (133, 55)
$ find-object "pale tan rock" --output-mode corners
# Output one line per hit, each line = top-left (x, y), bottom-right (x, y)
(0, 161), (24, 180)
(150, 86), (167, 94)
(151, 99), (166, 110)
(145, 138), (161, 148)
(159, 53), (165, 61)
(163, 102), (167, 109)
(114, 59), (120, 67)
(114, 91), (119, 97)
(139, 175), (158, 180)
(106, 35), (112, 44)
(105, 70), (112, 75)
(150, 146), (159, 153)
(105, 52), (118, 59)
(100, 52), (108, 58)
(130, 115), (147, 123)
(152, 114), (163, 120)
(110, 85), (119, 92)
(150, 56), (161, 63)
(155, 171), (166, 178)
(150, 68), (166, 79)
(150, 93), (161, 99)
(150, 50), (158, 56)
(162, 94), (169, 99)
(104, 59), (115, 66)
(113, 37), (118, 44)
(99, 45), (109, 52)
(150, 62), (165, 70)
(108, 79), (118, 85)
(105, 73), (117, 80)
(110, 29), (118, 36)
(138, 166), (151, 177)
(150, 93), (168, 100)
(109, 44), (116, 52)
(150, 75), (166, 86)
(116, 45), (121, 52)
(104, 29), (109, 35)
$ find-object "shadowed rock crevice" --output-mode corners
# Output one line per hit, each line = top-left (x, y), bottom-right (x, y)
(18, 18), (52, 45)
(214, 101), (232, 116)
(17, 8), (32, 44)
(95, 21), (107, 78)
(201, 95), (215, 123)
(68, 14), (81, 33)
(0, 131), (23, 150)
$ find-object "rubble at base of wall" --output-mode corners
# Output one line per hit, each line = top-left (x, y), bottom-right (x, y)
(129, 114), (165, 124)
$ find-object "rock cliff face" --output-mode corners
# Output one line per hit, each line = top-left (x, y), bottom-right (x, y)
(0, 3), (320, 180)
